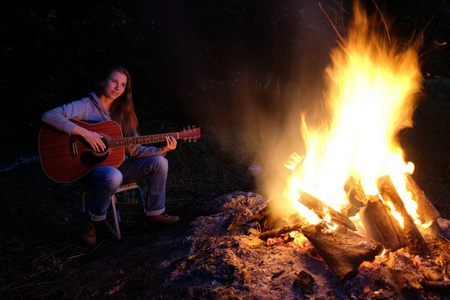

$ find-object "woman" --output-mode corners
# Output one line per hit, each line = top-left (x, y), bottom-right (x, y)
(42, 66), (179, 246)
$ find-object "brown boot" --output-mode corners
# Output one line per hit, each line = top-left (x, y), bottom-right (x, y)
(147, 213), (180, 226)
(83, 219), (97, 246)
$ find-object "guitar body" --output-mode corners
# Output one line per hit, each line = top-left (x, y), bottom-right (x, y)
(39, 120), (125, 183)
(39, 119), (201, 183)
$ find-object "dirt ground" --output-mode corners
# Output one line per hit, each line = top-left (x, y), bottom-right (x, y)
(0, 197), (207, 299)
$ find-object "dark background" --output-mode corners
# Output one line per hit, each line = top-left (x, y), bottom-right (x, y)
(1, 0), (449, 158)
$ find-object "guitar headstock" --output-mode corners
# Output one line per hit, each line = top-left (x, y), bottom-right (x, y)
(179, 126), (201, 142)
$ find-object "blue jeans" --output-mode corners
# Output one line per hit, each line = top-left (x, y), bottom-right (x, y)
(87, 155), (168, 221)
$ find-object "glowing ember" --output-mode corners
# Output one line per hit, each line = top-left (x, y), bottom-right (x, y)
(288, 231), (311, 251)
(283, 1), (423, 229)
(267, 236), (284, 246)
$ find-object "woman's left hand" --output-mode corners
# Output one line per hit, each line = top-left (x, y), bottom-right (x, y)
(162, 136), (177, 153)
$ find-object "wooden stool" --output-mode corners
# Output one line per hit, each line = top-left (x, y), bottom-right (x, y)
(81, 182), (145, 240)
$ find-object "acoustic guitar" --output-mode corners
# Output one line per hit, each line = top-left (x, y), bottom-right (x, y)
(39, 119), (201, 183)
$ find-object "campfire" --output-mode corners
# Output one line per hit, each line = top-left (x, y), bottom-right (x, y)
(165, 2), (450, 299)
(271, 0), (444, 283)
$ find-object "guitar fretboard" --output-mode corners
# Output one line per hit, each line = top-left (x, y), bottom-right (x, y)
(107, 133), (180, 148)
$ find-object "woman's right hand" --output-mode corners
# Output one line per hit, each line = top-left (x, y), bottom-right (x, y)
(83, 130), (106, 152)
(73, 125), (106, 152)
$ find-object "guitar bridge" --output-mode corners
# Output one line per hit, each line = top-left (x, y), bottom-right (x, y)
(70, 135), (79, 160)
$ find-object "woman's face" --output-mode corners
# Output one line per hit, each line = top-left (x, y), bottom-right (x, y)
(102, 71), (127, 100)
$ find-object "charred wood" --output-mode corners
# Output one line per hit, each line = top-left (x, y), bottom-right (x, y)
(250, 204), (285, 232)
(302, 224), (383, 281)
(293, 270), (317, 295)
(299, 190), (357, 231)
(344, 176), (369, 208)
(405, 174), (441, 235)
(376, 175), (431, 256)
(422, 280), (450, 293)
(360, 196), (409, 251)
(405, 174), (440, 221)
(341, 203), (361, 217)
(258, 223), (303, 240)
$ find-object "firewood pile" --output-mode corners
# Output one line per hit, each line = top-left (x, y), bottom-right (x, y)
(164, 189), (450, 299)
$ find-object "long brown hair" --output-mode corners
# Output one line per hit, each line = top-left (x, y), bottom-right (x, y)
(98, 66), (138, 137)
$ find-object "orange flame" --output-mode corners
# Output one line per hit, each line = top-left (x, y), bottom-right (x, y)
(283, 1), (423, 228)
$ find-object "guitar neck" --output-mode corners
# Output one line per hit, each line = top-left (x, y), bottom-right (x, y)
(107, 132), (179, 148)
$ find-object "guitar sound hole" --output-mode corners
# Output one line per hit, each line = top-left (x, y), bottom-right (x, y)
(80, 151), (109, 166)
(81, 138), (111, 166)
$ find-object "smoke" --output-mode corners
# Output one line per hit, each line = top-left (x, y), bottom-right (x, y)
(175, 1), (343, 201)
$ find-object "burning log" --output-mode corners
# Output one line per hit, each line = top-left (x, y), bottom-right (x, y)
(376, 175), (431, 256)
(405, 174), (440, 221)
(299, 190), (357, 231)
(405, 174), (441, 235)
(258, 223), (303, 240)
(360, 195), (410, 252)
(302, 224), (383, 281)
(342, 176), (371, 217)
(344, 176), (369, 208)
